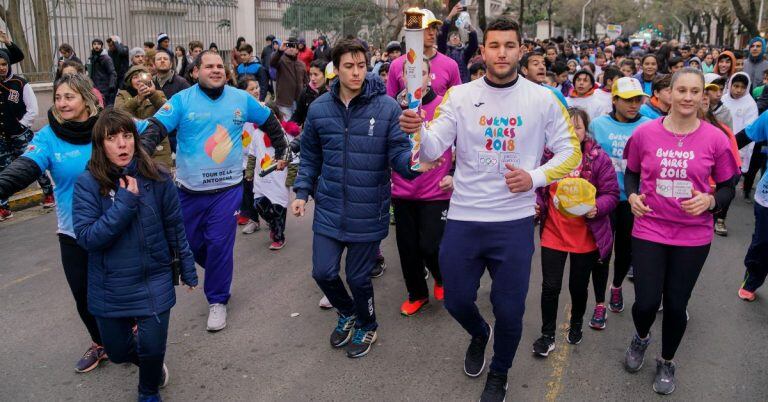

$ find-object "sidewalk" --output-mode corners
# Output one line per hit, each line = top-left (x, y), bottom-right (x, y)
(8, 183), (43, 211)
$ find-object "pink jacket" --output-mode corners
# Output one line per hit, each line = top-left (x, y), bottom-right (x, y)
(391, 92), (453, 201)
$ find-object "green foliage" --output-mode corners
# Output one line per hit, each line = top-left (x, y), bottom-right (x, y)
(282, 0), (384, 38)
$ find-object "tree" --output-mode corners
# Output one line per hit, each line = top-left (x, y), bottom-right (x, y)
(282, 0), (384, 41)
(0, 0), (55, 82)
(729, 0), (759, 38)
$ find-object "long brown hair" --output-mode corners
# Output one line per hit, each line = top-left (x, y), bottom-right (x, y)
(88, 108), (164, 196)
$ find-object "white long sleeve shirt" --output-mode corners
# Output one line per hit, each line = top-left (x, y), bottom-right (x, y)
(420, 76), (582, 222)
(20, 83), (38, 128)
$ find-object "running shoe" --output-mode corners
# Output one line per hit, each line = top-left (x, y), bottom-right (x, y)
(479, 370), (508, 402)
(269, 240), (286, 250)
(160, 363), (169, 388)
(589, 304), (607, 330)
(567, 322), (583, 345)
(626, 266), (634, 281)
(532, 335), (555, 357)
(346, 328), (377, 358)
(424, 267), (430, 280)
(465, 323), (492, 377)
(318, 295), (333, 309)
(738, 287), (757, 302)
(236, 215), (249, 225)
(609, 286), (624, 313)
(433, 282), (444, 301)
(714, 219), (728, 236)
(241, 220), (260, 234)
(653, 358), (676, 395)
(330, 313), (356, 348)
(401, 298), (428, 316)
(624, 333), (650, 372)
(75, 344), (107, 373)
(0, 207), (13, 221)
(42, 194), (56, 208)
(745, 191), (753, 204)
(207, 303), (227, 332)
(370, 255), (386, 278)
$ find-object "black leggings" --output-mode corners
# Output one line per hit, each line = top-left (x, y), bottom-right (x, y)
(743, 144), (766, 196)
(540, 247), (601, 337)
(393, 199), (448, 301)
(58, 234), (102, 345)
(611, 201), (634, 288)
(631, 237), (710, 360)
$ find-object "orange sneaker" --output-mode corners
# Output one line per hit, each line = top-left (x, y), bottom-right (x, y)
(400, 298), (428, 316)
(738, 288), (757, 302)
(434, 283), (444, 301)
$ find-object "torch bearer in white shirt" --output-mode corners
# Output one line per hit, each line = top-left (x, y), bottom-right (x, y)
(404, 8), (425, 171)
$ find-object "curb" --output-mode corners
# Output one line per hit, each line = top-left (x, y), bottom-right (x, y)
(9, 188), (43, 211)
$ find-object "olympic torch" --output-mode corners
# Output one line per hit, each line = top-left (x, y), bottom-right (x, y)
(404, 8), (424, 171)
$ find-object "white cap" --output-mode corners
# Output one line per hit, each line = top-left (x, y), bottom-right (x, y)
(704, 73), (721, 90)
(611, 77), (647, 99)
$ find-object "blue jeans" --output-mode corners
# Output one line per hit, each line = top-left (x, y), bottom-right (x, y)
(311, 233), (379, 330)
(95, 310), (170, 398)
(440, 217), (535, 373)
(743, 203), (768, 292)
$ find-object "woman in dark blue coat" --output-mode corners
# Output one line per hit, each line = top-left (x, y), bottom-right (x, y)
(73, 108), (197, 402)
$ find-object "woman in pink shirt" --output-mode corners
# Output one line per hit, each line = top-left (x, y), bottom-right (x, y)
(392, 59), (453, 316)
(622, 68), (739, 395)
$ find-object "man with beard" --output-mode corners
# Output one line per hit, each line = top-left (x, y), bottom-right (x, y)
(140, 50), (289, 333)
(88, 39), (117, 106)
(400, 17), (580, 402)
(152, 50), (190, 153)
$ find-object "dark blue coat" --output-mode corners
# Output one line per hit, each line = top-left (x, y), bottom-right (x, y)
(294, 74), (418, 242)
(73, 162), (197, 318)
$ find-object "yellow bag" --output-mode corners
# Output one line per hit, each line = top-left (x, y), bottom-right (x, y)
(553, 177), (596, 218)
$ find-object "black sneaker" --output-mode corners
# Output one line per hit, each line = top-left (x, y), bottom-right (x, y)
(532, 335), (555, 357)
(464, 323), (492, 377)
(330, 314), (356, 348)
(653, 358), (676, 395)
(479, 370), (508, 402)
(624, 333), (651, 372)
(346, 328), (377, 358)
(370, 256), (386, 278)
(566, 323), (583, 345)
(75, 344), (107, 373)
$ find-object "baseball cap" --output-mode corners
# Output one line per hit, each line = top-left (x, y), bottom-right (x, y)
(421, 9), (443, 29)
(611, 77), (648, 99)
(704, 73), (721, 90)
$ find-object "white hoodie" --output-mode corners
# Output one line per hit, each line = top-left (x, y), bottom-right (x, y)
(722, 72), (759, 171)
(419, 76), (581, 222)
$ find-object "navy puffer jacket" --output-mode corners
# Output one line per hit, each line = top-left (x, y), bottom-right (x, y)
(73, 161), (197, 318)
(294, 74), (418, 242)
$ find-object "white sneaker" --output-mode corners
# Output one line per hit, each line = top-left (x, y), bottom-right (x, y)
(242, 220), (260, 234)
(160, 363), (169, 388)
(207, 303), (227, 332)
(318, 295), (333, 309)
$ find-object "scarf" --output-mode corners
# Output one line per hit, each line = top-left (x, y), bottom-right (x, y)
(48, 108), (98, 145)
(569, 83), (598, 98)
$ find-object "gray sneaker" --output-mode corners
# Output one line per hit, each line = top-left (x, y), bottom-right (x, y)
(624, 333), (650, 372)
(160, 363), (169, 388)
(207, 303), (227, 332)
(653, 359), (676, 395)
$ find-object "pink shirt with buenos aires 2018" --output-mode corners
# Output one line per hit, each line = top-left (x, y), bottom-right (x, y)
(624, 118), (739, 247)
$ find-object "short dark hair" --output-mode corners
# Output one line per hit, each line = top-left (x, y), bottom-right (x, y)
(483, 17), (521, 45)
(58, 43), (74, 53)
(520, 51), (544, 68)
(602, 66), (622, 85)
(238, 44), (254, 54)
(652, 74), (672, 94)
(551, 61), (569, 75)
(545, 71), (557, 81)
(614, 47), (627, 58)
(143, 41), (155, 49)
(331, 39), (367, 69)
(667, 56), (683, 68)
(469, 62), (486, 75)
(237, 74), (258, 90)
(189, 40), (204, 51)
(193, 50), (223, 70)
(379, 62), (390, 74)
(310, 59), (327, 72)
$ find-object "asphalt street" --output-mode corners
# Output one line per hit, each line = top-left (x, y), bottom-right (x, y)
(1, 196), (766, 401)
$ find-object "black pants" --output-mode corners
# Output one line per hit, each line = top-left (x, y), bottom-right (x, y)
(743, 203), (768, 292)
(631, 237), (710, 360)
(59, 234), (102, 345)
(540, 247), (601, 337)
(96, 310), (170, 398)
(611, 201), (634, 288)
(254, 197), (286, 242)
(240, 174), (257, 221)
(392, 199), (448, 301)
(743, 144), (766, 196)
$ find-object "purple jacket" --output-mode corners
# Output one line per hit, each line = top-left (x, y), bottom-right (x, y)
(536, 138), (619, 261)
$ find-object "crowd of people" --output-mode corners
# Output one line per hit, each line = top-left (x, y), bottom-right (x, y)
(0, 3), (767, 401)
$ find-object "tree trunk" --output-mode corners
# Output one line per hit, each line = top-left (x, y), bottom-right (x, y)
(0, 0), (36, 75)
(730, 0), (759, 37)
(547, 0), (552, 38)
(518, 0), (524, 29)
(478, 0), (486, 31)
(32, 0), (52, 81)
